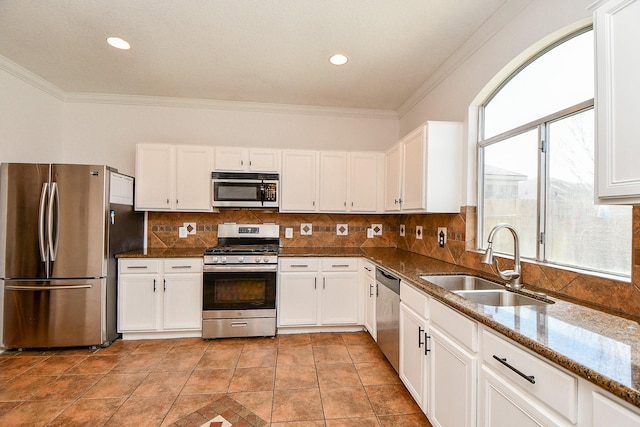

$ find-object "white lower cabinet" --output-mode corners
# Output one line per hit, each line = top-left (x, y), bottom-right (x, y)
(399, 301), (429, 412)
(118, 258), (202, 339)
(278, 257), (359, 329)
(591, 390), (640, 427)
(362, 259), (377, 340)
(479, 327), (577, 426)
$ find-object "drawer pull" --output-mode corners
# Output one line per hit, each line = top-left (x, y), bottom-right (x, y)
(231, 322), (248, 328)
(171, 265), (192, 269)
(290, 264), (309, 268)
(493, 355), (535, 384)
(364, 267), (372, 272)
(418, 326), (424, 348)
(425, 332), (431, 355)
(127, 265), (148, 269)
(332, 264), (350, 268)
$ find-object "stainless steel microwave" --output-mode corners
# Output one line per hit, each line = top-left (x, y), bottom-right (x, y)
(211, 172), (279, 208)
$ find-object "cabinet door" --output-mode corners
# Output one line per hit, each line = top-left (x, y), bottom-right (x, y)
(424, 122), (462, 212)
(479, 366), (565, 427)
(135, 144), (175, 210)
(399, 302), (428, 412)
(176, 145), (214, 211)
(249, 149), (280, 172)
(429, 326), (476, 427)
(278, 272), (318, 326)
(363, 267), (377, 339)
(281, 150), (318, 212)
(401, 127), (426, 211)
(593, 0), (640, 203)
(350, 152), (379, 212)
(319, 151), (348, 212)
(384, 143), (402, 211)
(163, 273), (203, 330)
(214, 147), (247, 171)
(593, 392), (640, 427)
(321, 272), (359, 324)
(118, 274), (161, 331)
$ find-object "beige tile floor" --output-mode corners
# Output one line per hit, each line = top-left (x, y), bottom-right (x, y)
(0, 332), (432, 426)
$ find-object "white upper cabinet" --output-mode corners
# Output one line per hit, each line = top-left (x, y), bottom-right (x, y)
(281, 150), (318, 212)
(319, 151), (348, 212)
(281, 150), (382, 213)
(135, 143), (213, 212)
(592, 0), (640, 203)
(214, 147), (280, 172)
(385, 121), (462, 213)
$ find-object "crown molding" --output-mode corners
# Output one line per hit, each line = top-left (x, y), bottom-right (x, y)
(64, 92), (399, 120)
(0, 55), (66, 101)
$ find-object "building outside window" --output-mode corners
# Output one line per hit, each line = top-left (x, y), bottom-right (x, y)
(478, 28), (631, 277)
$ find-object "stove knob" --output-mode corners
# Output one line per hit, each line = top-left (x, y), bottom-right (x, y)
(220, 257), (227, 264)
(238, 257), (244, 263)
(255, 256), (262, 263)
(262, 256), (270, 263)
(212, 257), (218, 263)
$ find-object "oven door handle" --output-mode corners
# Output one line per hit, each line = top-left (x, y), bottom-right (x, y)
(203, 264), (278, 273)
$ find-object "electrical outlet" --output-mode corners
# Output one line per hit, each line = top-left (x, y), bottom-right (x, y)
(416, 225), (423, 240)
(285, 227), (293, 239)
(400, 224), (405, 237)
(178, 226), (188, 238)
(438, 227), (447, 247)
(367, 228), (374, 238)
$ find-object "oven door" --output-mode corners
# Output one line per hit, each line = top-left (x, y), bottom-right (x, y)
(212, 180), (265, 208)
(202, 268), (276, 313)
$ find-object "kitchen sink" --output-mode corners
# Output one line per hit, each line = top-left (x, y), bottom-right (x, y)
(454, 289), (549, 307)
(419, 274), (503, 291)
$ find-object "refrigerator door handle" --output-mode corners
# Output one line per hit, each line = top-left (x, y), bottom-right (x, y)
(38, 182), (49, 262)
(5, 284), (92, 291)
(47, 182), (60, 262)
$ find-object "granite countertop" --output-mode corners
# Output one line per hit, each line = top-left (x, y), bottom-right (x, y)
(117, 246), (640, 407)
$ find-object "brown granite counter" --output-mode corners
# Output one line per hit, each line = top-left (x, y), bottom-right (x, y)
(116, 248), (207, 258)
(278, 247), (364, 257)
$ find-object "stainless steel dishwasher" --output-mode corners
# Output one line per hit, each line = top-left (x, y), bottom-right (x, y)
(376, 267), (400, 372)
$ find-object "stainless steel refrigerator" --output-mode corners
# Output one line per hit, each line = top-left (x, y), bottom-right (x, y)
(0, 163), (144, 349)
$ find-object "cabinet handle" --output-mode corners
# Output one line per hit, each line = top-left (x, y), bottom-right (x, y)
(163, 278), (166, 291)
(231, 322), (248, 328)
(344, 201), (347, 207)
(351, 201), (354, 206)
(290, 264), (309, 268)
(127, 265), (148, 269)
(364, 267), (372, 272)
(425, 332), (430, 355)
(176, 199), (179, 204)
(369, 283), (374, 297)
(166, 198), (170, 204)
(418, 326), (424, 348)
(398, 198), (402, 204)
(171, 265), (192, 269)
(492, 355), (536, 384)
(323, 277), (326, 289)
(332, 264), (350, 268)
(249, 160), (252, 166)
(241, 160), (244, 166)
(153, 279), (156, 292)
(314, 277), (317, 289)
(312, 201), (315, 206)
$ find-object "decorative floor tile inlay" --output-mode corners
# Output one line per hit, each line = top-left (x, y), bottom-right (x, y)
(166, 395), (267, 427)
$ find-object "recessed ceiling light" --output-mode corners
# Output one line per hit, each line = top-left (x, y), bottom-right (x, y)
(329, 54), (348, 66)
(107, 37), (131, 50)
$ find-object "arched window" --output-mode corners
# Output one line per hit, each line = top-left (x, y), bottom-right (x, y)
(478, 28), (631, 277)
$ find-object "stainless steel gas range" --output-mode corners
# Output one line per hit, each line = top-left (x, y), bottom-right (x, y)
(202, 223), (279, 339)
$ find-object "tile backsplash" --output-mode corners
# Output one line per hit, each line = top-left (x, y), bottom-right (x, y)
(147, 206), (640, 319)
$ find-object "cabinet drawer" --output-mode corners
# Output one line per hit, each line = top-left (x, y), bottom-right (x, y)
(430, 299), (477, 352)
(400, 282), (429, 319)
(119, 259), (160, 274)
(361, 259), (376, 278)
(321, 258), (358, 272)
(482, 329), (577, 422)
(164, 258), (202, 273)
(279, 258), (319, 272)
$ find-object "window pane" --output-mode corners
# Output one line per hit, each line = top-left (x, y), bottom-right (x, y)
(484, 31), (594, 139)
(482, 129), (538, 258)
(546, 109), (631, 275)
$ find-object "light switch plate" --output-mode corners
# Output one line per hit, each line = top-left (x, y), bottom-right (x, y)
(184, 222), (196, 235)
(400, 224), (405, 237)
(371, 224), (383, 236)
(178, 226), (188, 238)
(416, 225), (423, 240)
(336, 224), (348, 236)
(285, 227), (293, 239)
(300, 223), (313, 236)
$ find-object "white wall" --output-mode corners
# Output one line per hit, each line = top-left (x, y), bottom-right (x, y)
(399, 0), (593, 206)
(61, 100), (399, 175)
(0, 65), (63, 163)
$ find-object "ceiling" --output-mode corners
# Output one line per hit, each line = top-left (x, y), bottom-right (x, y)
(0, 0), (516, 112)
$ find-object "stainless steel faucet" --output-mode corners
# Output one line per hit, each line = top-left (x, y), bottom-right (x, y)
(481, 223), (523, 289)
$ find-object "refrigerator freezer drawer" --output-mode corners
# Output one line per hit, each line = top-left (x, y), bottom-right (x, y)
(2, 278), (105, 348)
